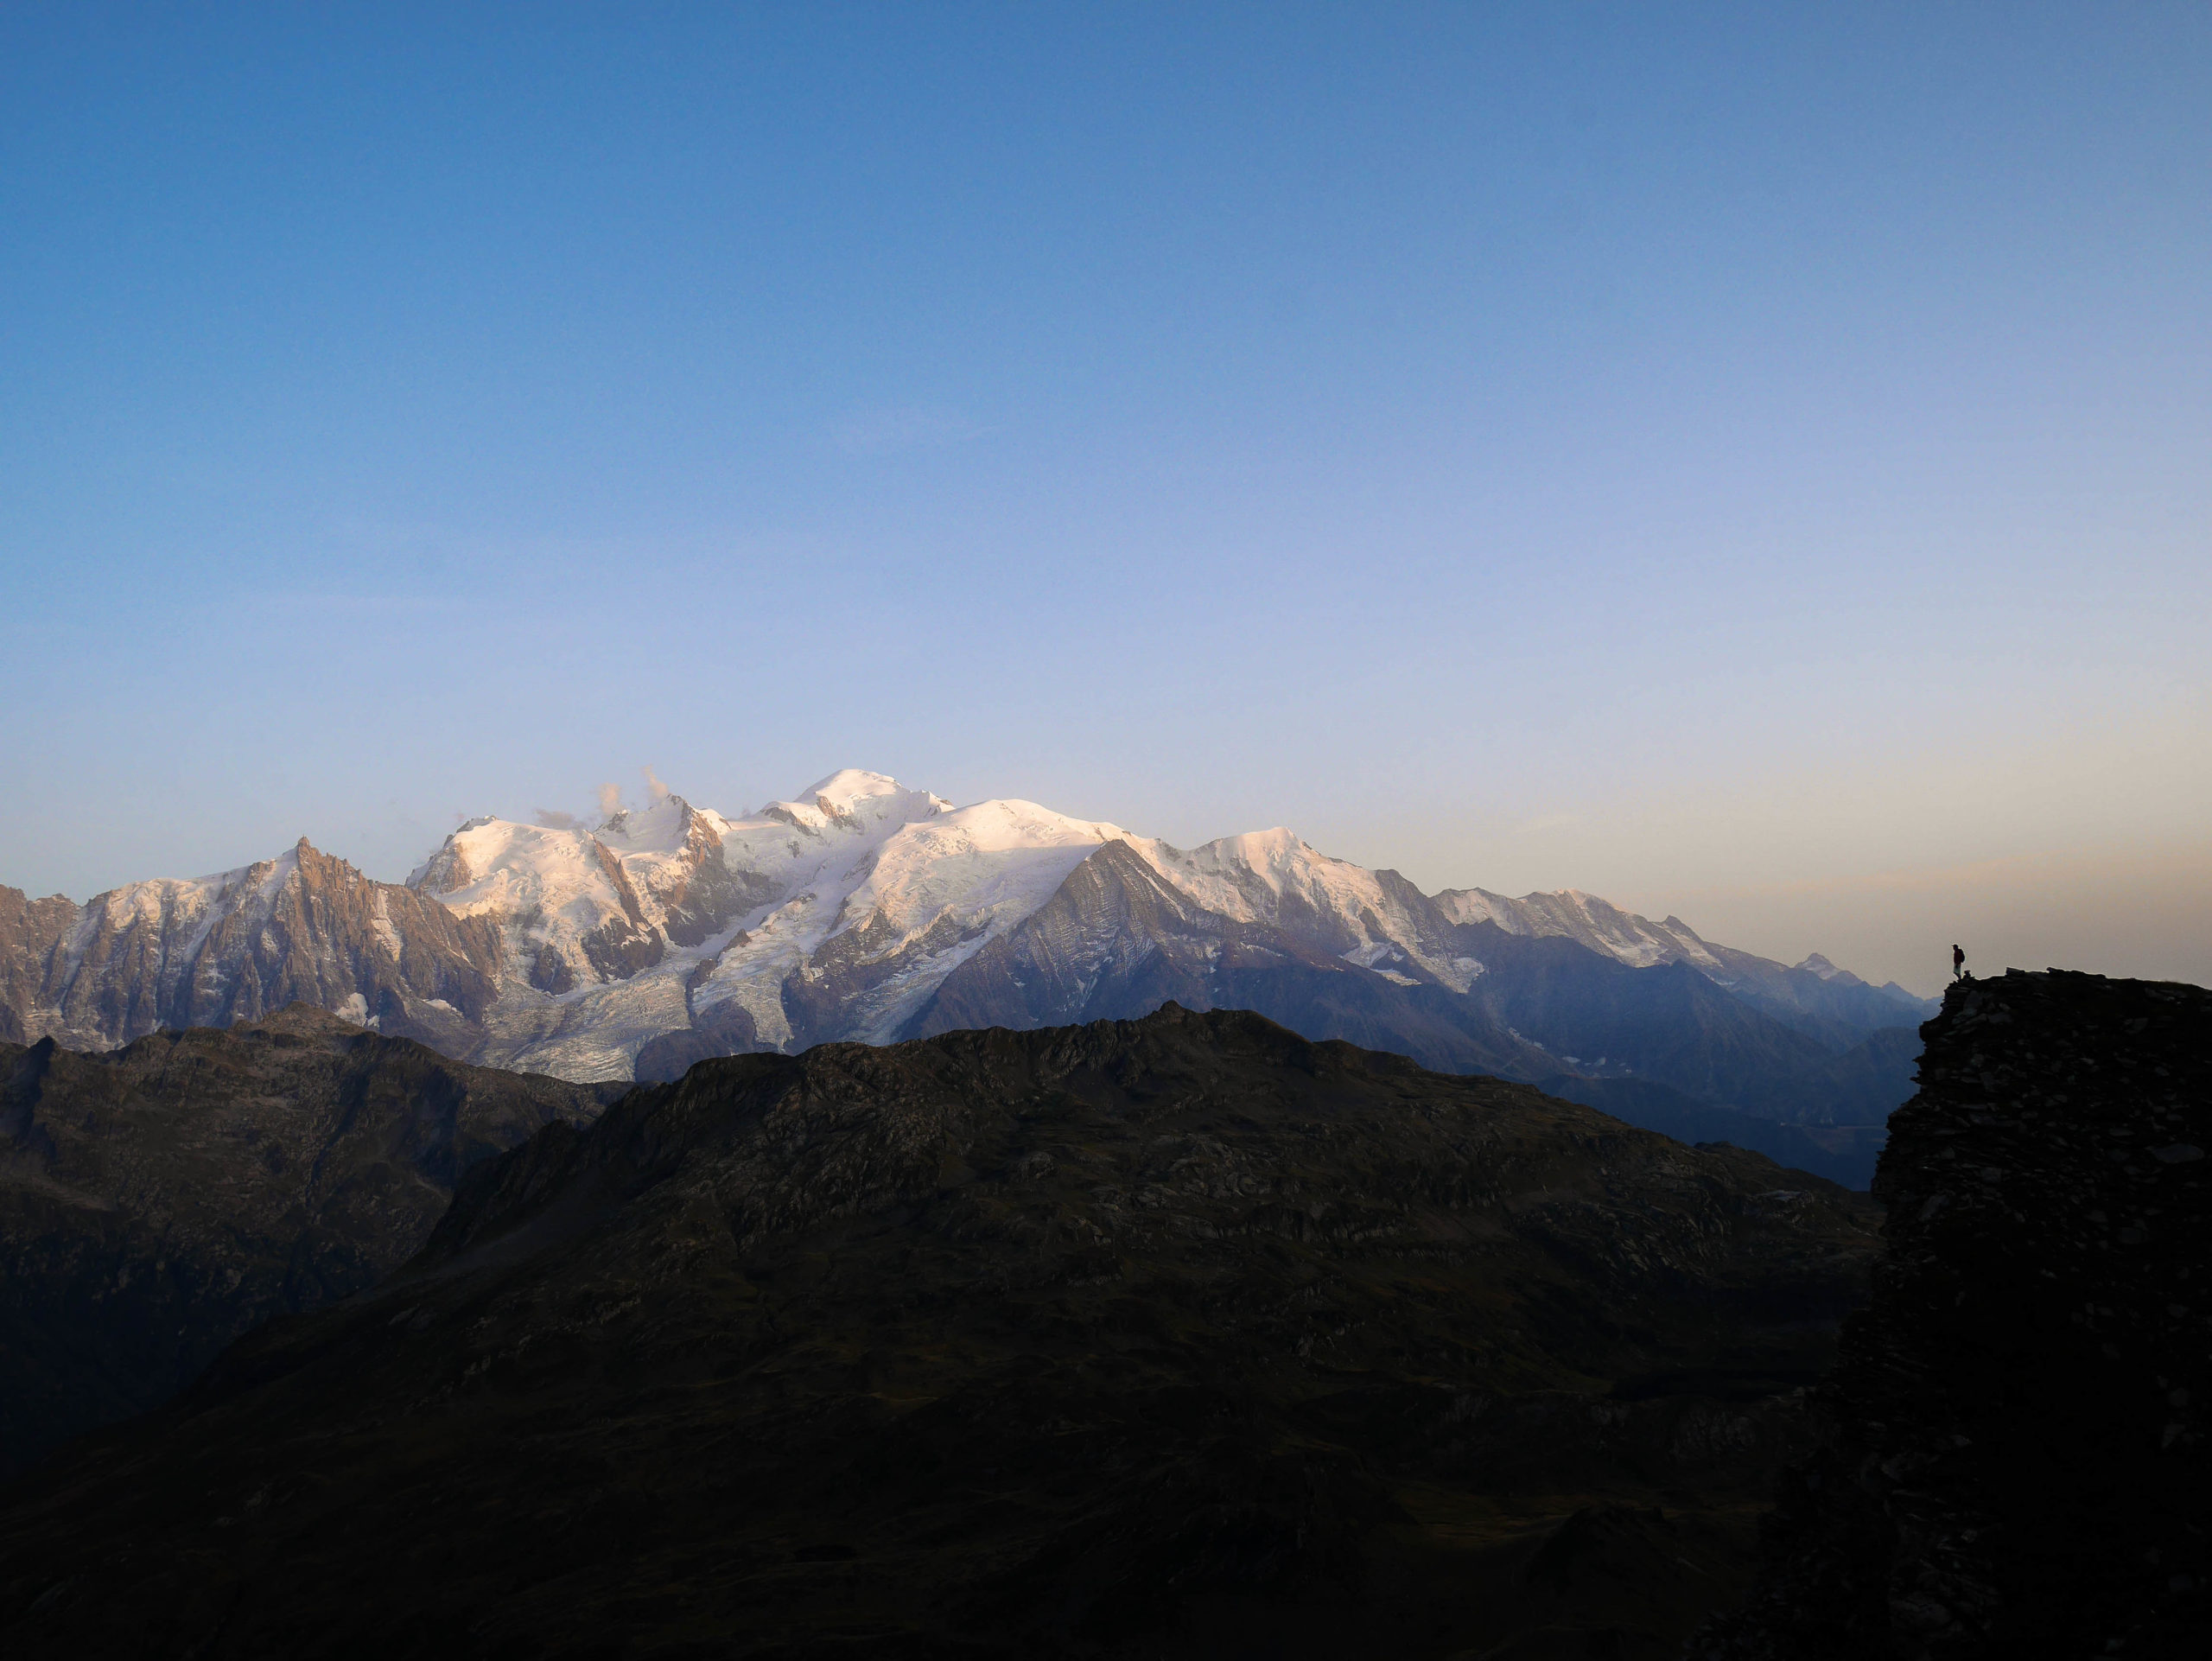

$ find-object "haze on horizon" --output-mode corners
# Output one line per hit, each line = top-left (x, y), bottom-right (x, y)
(3, 3), (2207, 999)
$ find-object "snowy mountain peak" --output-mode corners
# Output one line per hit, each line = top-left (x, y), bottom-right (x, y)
(1789, 952), (1872, 990)
(800, 769), (950, 818)
(1431, 888), (1726, 973)
(752, 771), (949, 840)
(0, 767), (1934, 1083)
(597, 793), (721, 855)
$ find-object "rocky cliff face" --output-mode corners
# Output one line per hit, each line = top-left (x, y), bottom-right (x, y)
(0, 1006), (616, 1477)
(0, 888), (78, 1047)
(0, 1005), (1879, 1658)
(1694, 970), (2212, 1658)
(0, 840), (504, 1058)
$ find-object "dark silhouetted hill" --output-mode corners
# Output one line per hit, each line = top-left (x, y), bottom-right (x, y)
(0, 1006), (617, 1476)
(0, 1005), (1878, 1659)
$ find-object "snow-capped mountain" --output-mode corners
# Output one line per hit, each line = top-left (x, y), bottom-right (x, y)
(0, 771), (1934, 1131)
(1433, 887), (1933, 1037)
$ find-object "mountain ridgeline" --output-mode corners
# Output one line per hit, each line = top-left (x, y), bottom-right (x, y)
(0, 1004), (1884, 1658)
(0, 772), (1931, 1183)
(1, 774), (1930, 1157)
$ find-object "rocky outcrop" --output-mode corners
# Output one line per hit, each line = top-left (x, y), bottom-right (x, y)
(573, 836), (664, 982)
(1694, 970), (2212, 1658)
(781, 905), (988, 1049)
(629, 994), (760, 1084)
(613, 799), (776, 948)
(0, 1005), (1879, 1658)
(0, 1006), (616, 1477)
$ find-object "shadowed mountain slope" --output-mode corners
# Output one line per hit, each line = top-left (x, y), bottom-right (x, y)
(1695, 971), (2212, 1658)
(1538, 1075), (1893, 1192)
(0, 1005), (1878, 1659)
(0, 1006), (618, 1477)
(901, 843), (1873, 1116)
(901, 844), (1912, 1183)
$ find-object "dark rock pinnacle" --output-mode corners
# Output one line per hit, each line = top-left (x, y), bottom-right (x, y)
(1693, 969), (2212, 1659)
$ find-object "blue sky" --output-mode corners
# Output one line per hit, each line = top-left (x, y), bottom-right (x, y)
(3, 3), (2208, 991)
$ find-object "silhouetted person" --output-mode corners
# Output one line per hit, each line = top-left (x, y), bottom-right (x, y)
(1953, 944), (1966, 981)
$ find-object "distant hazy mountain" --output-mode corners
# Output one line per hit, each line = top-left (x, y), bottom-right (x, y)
(0, 771), (1932, 1161)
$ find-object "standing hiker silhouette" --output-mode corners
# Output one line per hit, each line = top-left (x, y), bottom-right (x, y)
(1953, 944), (1966, 981)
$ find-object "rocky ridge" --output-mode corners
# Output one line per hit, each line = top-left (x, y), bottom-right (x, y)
(0, 837), (505, 1056)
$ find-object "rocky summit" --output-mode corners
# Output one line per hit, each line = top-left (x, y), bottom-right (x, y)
(1695, 970), (2212, 1659)
(0, 1006), (617, 1478)
(0, 1005), (1878, 1659)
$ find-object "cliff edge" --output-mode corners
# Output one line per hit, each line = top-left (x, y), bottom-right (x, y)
(1695, 969), (2211, 1658)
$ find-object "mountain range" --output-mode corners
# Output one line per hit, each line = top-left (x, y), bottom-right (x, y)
(0, 771), (1932, 1179)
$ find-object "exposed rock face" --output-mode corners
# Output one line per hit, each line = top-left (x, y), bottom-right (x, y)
(0, 841), (503, 1058)
(630, 994), (760, 1084)
(0, 1006), (1879, 1658)
(1694, 971), (2212, 1658)
(613, 797), (767, 948)
(0, 1006), (616, 1477)
(0, 889), (77, 1046)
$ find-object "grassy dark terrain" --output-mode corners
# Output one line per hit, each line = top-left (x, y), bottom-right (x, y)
(0, 1007), (616, 1476)
(0, 1004), (1879, 1658)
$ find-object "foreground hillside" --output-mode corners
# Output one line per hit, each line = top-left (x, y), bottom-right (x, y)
(0, 1008), (617, 1477)
(0, 1005), (1878, 1659)
(1698, 970), (2211, 1658)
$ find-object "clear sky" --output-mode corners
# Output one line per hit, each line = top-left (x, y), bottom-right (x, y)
(3, 3), (2207, 995)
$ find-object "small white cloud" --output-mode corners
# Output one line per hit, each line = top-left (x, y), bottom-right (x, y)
(533, 808), (580, 830)
(643, 766), (670, 802)
(598, 781), (622, 819)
